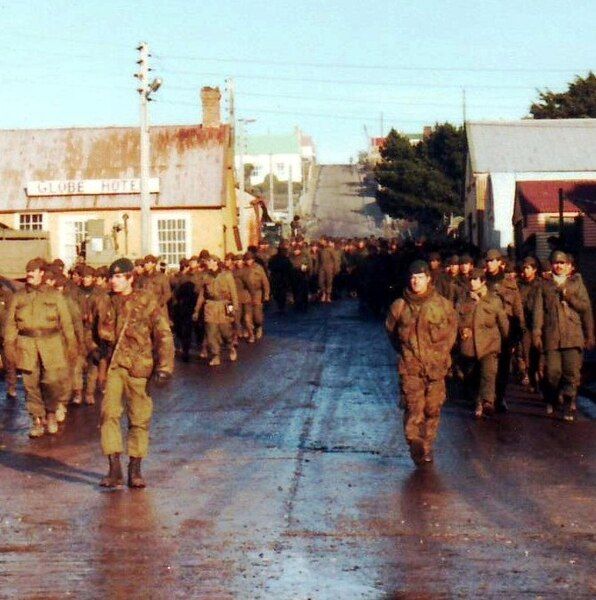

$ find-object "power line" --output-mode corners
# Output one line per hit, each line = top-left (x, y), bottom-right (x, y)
(154, 52), (590, 75)
(165, 71), (537, 91)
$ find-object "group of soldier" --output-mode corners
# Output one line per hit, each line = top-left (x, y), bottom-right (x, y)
(0, 233), (593, 478)
(386, 246), (594, 467)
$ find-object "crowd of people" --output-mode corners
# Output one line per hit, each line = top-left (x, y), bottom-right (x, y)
(0, 233), (593, 476)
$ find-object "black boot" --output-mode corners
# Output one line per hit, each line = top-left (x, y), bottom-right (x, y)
(128, 457), (146, 488)
(100, 454), (123, 488)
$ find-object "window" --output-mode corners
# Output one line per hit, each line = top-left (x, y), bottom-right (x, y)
(276, 162), (286, 175)
(251, 166), (262, 178)
(157, 218), (187, 266)
(19, 213), (44, 230)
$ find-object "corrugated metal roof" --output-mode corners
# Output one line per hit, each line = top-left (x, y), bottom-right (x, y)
(0, 124), (230, 212)
(517, 180), (596, 214)
(466, 119), (596, 173)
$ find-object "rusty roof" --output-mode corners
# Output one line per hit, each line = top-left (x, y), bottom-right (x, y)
(0, 124), (230, 212)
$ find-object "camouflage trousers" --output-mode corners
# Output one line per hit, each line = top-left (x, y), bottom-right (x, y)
(244, 303), (264, 337)
(318, 267), (335, 296)
(22, 361), (71, 418)
(400, 373), (446, 459)
(461, 352), (499, 409)
(100, 366), (153, 458)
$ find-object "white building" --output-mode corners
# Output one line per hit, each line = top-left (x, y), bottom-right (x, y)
(465, 119), (596, 250)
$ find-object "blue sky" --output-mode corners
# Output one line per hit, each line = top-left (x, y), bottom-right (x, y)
(0, 1), (594, 163)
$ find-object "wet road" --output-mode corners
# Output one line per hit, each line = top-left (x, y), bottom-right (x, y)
(0, 299), (594, 599)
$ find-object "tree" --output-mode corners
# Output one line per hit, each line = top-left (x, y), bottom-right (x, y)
(530, 72), (596, 119)
(374, 125), (466, 224)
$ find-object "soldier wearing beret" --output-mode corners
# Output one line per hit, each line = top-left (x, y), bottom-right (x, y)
(533, 251), (594, 420)
(99, 258), (174, 488)
(385, 260), (457, 466)
(4, 258), (77, 437)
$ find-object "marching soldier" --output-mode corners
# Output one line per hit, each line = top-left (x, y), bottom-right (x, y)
(4, 258), (77, 437)
(385, 260), (457, 466)
(137, 255), (172, 311)
(289, 245), (311, 311)
(231, 254), (251, 342)
(533, 250), (594, 420)
(318, 238), (341, 303)
(239, 251), (270, 342)
(192, 255), (239, 366)
(457, 268), (509, 417)
(100, 258), (174, 488)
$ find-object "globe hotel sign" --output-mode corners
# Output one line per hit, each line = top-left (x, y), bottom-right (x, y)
(26, 178), (160, 196)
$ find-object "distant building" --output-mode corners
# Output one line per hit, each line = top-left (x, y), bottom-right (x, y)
(464, 119), (596, 251)
(236, 128), (316, 188)
(367, 127), (430, 164)
(0, 87), (240, 268)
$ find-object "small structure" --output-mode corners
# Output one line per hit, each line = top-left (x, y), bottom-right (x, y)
(0, 87), (240, 267)
(464, 118), (596, 251)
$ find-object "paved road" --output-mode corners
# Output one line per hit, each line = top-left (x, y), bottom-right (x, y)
(0, 300), (594, 598)
(309, 164), (386, 238)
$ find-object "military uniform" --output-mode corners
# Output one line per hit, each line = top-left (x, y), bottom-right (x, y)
(289, 250), (311, 311)
(518, 269), (543, 389)
(533, 269), (593, 418)
(239, 260), (270, 341)
(232, 260), (251, 341)
(386, 274), (457, 465)
(457, 286), (509, 415)
(4, 281), (77, 435)
(318, 244), (341, 302)
(193, 264), (239, 365)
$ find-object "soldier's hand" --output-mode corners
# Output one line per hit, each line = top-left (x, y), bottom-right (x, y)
(192, 312), (199, 322)
(154, 371), (171, 387)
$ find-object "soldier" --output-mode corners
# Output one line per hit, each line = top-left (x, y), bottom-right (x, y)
(231, 254), (251, 342)
(289, 245), (311, 311)
(99, 258), (174, 488)
(385, 260), (457, 466)
(485, 248), (525, 412)
(318, 238), (341, 303)
(171, 258), (197, 362)
(517, 256), (543, 390)
(435, 255), (461, 305)
(239, 251), (270, 342)
(4, 258), (77, 437)
(192, 255), (239, 366)
(533, 250), (594, 420)
(268, 246), (293, 313)
(457, 268), (509, 417)
(137, 255), (172, 312)
(0, 278), (18, 400)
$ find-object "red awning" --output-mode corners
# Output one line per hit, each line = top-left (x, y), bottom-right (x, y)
(516, 180), (596, 215)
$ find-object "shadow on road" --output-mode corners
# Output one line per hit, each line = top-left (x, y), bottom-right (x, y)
(0, 449), (101, 486)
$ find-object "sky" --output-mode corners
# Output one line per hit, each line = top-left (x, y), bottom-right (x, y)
(0, 0), (594, 163)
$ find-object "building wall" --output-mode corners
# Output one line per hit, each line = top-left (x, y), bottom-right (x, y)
(240, 153), (303, 185)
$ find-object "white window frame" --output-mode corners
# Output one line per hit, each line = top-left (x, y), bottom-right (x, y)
(16, 212), (45, 231)
(58, 216), (91, 267)
(152, 212), (191, 268)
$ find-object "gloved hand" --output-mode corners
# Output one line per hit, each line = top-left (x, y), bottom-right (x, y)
(154, 371), (171, 387)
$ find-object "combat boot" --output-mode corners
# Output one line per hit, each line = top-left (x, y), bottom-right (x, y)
(209, 356), (221, 366)
(72, 390), (83, 405)
(28, 416), (44, 438)
(84, 393), (95, 406)
(128, 457), (146, 488)
(474, 403), (483, 419)
(55, 403), (67, 423)
(100, 454), (124, 488)
(46, 412), (58, 435)
(229, 347), (238, 362)
(255, 327), (263, 341)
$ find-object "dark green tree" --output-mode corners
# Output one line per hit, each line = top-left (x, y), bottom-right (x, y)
(530, 72), (596, 118)
(374, 126), (465, 224)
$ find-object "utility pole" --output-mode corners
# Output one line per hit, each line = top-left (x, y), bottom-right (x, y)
(136, 42), (161, 256)
(226, 77), (235, 149)
(287, 164), (294, 222)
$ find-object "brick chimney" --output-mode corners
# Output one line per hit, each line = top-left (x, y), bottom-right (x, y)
(201, 86), (221, 127)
